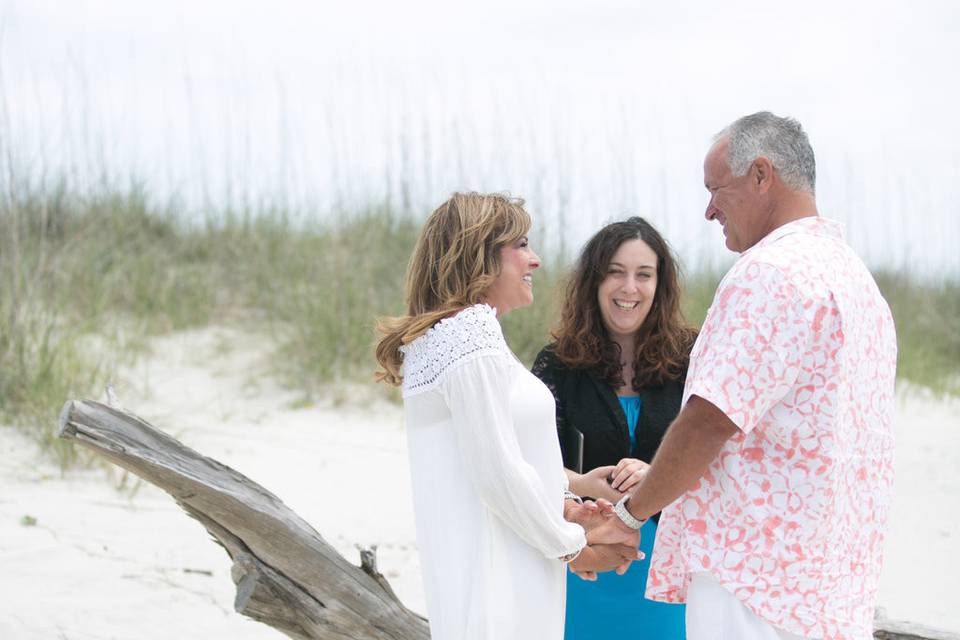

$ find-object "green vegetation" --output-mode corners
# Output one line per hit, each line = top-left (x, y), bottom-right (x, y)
(0, 187), (225, 464)
(2, 186), (957, 467)
(874, 272), (960, 397)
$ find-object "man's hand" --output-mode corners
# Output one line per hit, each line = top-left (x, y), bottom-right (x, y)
(586, 514), (640, 547)
(569, 543), (643, 580)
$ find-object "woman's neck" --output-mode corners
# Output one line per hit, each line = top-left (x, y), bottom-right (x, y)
(613, 334), (635, 395)
(613, 334), (635, 361)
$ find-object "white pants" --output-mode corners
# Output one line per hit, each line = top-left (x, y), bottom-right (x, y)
(686, 573), (811, 640)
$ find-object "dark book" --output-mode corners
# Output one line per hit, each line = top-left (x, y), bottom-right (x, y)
(562, 426), (585, 474)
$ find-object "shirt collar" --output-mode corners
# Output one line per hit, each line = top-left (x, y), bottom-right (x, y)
(747, 216), (844, 254)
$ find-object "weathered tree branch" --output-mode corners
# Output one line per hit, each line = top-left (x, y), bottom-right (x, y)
(58, 399), (430, 640)
(873, 617), (960, 640)
(57, 398), (957, 640)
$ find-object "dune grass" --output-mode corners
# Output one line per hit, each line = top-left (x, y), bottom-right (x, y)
(0, 187), (228, 464)
(2, 186), (957, 466)
(874, 272), (960, 397)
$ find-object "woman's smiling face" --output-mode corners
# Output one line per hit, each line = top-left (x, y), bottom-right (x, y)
(483, 235), (541, 316)
(597, 238), (658, 341)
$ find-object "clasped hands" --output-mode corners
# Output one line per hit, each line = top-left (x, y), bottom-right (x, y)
(563, 496), (643, 581)
(579, 457), (651, 503)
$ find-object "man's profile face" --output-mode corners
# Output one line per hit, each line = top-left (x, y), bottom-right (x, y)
(703, 138), (765, 253)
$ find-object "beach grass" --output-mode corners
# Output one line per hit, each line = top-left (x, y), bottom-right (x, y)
(2, 186), (957, 466)
(874, 272), (960, 397)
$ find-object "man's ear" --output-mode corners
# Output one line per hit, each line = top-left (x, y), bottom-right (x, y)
(751, 156), (775, 192)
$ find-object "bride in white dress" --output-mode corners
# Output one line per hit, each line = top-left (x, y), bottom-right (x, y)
(375, 193), (639, 640)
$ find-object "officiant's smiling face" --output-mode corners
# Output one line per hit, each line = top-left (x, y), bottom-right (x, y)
(484, 236), (541, 316)
(597, 238), (658, 341)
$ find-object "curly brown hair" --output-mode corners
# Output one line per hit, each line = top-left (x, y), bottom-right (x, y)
(552, 217), (696, 389)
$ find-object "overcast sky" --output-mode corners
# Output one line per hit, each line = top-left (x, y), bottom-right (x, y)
(2, 0), (958, 274)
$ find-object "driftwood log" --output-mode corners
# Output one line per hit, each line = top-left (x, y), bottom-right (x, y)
(57, 398), (957, 640)
(58, 399), (429, 640)
(874, 617), (960, 640)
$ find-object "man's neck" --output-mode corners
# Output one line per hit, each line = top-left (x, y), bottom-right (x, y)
(767, 190), (819, 235)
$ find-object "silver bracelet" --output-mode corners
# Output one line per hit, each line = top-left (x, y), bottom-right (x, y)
(560, 491), (585, 562)
(559, 547), (583, 563)
(614, 495), (646, 530)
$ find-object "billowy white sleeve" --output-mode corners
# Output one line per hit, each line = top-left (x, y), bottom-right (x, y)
(440, 353), (586, 560)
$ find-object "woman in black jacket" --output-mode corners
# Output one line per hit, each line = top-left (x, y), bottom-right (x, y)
(532, 216), (695, 639)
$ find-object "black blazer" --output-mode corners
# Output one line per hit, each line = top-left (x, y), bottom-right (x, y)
(531, 346), (686, 478)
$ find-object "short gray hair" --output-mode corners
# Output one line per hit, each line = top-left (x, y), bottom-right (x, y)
(715, 111), (816, 193)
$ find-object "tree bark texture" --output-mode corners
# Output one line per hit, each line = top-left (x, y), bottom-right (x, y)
(58, 399), (430, 640)
(874, 618), (960, 640)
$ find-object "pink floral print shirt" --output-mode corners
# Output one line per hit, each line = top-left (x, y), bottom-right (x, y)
(647, 217), (897, 640)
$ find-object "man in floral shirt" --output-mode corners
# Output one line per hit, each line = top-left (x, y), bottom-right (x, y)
(589, 112), (897, 639)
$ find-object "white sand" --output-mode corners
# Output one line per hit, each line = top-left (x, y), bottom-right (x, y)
(876, 389), (960, 632)
(1, 327), (957, 638)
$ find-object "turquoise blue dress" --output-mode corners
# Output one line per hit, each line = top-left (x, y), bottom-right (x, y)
(564, 396), (686, 639)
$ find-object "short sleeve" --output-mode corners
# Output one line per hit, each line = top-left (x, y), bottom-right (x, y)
(684, 261), (810, 434)
(441, 353), (586, 560)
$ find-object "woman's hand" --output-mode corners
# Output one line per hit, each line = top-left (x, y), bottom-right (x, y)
(564, 498), (616, 531)
(564, 498), (600, 528)
(569, 543), (643, 580)
(572, 465), (624, 503)
(609, 457), (650, 492)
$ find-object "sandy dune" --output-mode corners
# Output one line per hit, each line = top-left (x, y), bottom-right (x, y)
(1, 327), (957, 638)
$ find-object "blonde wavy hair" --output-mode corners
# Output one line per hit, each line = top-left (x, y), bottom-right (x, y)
(375, 192), (531, 386)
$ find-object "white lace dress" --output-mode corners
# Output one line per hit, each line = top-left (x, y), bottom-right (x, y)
(400, 304), (586, 640)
